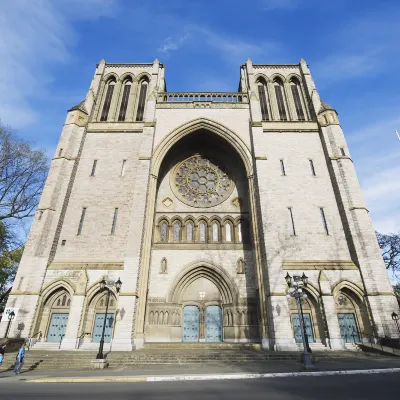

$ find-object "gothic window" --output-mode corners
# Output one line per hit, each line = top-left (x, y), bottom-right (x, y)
(173, 222), (181, 241)
(160, 222), (168, 242)
(257, 80), (269, 121)
(212, 222), (219, 242)
(136, 80), (148, 122)
(111, 208), (118, 235)
(62, 295), (67, 306)
(57, 299), (61, 306)
(225, 223), (232, 242)
(118, 78), (132, 121)
(199, 222), (207, 242)
(100, 79), (116, 121)
(238, 223), (242, 243)
(173, 155), (233, 208)
(67, 299), (71, 306)
(320, 207), (329, 235)
(288, 207), (296, 236)
(186, 222), (193, 242)
(100, 298), (104, 307)
(274, 79), (287, 121)
(290, 79), (305, 121)
(90, 160), (97, 176)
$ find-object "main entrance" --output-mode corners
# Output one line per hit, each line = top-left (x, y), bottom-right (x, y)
(182, 305), (223, 342)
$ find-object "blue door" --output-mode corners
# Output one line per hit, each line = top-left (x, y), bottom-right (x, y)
(47, 313), (69, 342)
(205, 306), (222, 342)
(92, 313), (115, 343)
(291, 314), (315, 343)
(182, 306), (200, 342)
(338, 313), (360, 342)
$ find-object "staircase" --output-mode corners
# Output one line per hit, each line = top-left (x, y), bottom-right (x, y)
(0, 344), (385, 372)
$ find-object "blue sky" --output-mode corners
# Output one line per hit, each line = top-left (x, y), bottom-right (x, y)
(1, 0), (399, 235)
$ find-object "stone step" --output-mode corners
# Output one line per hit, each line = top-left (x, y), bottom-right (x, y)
(143, 342), (262, 350)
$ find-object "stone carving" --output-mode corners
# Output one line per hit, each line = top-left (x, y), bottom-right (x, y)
(160, 257), (168, 274)
(148, 309), (180, 325)
(237, 258), (245, 274)
(162, 197), (173, 208)
(172, 155), (233, 208)
(75, 270), (88, 295)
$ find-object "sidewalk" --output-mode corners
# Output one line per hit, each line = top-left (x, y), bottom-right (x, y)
(1, 355), (400, 383)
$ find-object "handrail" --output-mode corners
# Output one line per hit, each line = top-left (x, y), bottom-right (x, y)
(75, 332), (91, 350)
(59, 334), (65, 350)
(358, 332), (400, 355)
(27, 331), (42, 350)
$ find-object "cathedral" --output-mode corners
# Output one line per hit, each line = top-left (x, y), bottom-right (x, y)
(1, 58), (398, 351)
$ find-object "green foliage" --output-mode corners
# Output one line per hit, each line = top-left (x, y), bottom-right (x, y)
(376, 231), (400, 272)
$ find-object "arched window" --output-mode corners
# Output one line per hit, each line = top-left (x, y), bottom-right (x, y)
(118, 78), (132, 121)
(274, 79), (287, 121)
(100, 79), (116, 121)
(257, 80), (269, 121)
(199, 222), (207, 242)
(173, 222), (181, 242)
(290, 79), (305, 121)
(186, 222), (193, 242)
(62, 295), (67, 306)
(212, 222), (219, 242)
(225, 223), (232, 242)
(238, 223), (243, 243)
(136, 80), (148, 122)
(160, 221), (168, 242)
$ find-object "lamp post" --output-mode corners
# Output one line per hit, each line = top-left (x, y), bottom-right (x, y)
(285, 272), (313, 369)
(5, 310), (15, 338)
(96, 278), (122, 360)
(391, 312), (400, 336)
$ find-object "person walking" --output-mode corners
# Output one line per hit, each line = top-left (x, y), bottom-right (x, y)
(0, 343), (6, 367)
(14, 343), (26, 375)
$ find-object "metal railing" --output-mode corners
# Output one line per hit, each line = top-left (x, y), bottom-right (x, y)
(358, 332), (400, 355)
(157, 92), (249, 103)
(76, 332), (91, 350)
(27, 331), (42, 350)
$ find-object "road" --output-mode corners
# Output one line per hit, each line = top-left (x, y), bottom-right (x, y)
(0, 373), (399, 399)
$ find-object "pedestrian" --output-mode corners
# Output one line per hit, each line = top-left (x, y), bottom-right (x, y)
(0, 343), (6, 366)
(14, 343), (26, 375)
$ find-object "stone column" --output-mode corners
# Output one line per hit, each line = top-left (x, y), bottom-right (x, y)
(321, 295), (345, 349)
(60, 295), (85, 350)
(111, 295), (136, 351)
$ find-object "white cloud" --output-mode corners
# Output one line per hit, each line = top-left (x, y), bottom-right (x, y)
(157, 24), (280, 64)
(313, 8), (400, 85)
(158, 32), (191, 54)
(0, 0), (118, 128)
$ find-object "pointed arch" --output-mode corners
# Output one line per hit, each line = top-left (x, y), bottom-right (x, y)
(151, 118), (253, 178)
(168, 261), (239, 304)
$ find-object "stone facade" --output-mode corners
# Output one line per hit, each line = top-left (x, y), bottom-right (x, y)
(1, 58), (398, 351)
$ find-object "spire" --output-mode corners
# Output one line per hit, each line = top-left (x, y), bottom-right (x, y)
(318, 100), (336, 114)
(68, 100), (88, 115)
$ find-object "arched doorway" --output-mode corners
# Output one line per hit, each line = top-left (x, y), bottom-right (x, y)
(83, 291), (117, 343)
(334, 287), (371, 343)
(141, 124), (262, 345)
(36, 288), (71, 342)
(288, 290), (326, 346)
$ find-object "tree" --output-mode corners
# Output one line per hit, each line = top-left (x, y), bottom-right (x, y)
(376, 231), (400, 273)
(0, 121), (49, 308)
(0, 122), (49, 222)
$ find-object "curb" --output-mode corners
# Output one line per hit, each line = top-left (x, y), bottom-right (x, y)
(28, 368), (400, 383)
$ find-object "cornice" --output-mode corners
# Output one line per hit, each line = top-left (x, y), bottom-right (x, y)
(156, 103), (248, 109)
(48, 261), (124, 270)
(282, 260), (358, 270)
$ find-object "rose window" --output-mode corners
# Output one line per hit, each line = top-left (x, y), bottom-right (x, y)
(172, 155), (233, 207)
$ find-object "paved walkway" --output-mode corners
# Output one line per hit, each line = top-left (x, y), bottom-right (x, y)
(1, 355), (400, 383)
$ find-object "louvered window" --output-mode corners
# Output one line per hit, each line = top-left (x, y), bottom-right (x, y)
(274, 81), (287, 121)
(291, 81), (305, 121)
(136, 81), (148, 122)
(100, 81), (115, 121)
(118, 81), (131, 121)
(258, 84), (269, 121)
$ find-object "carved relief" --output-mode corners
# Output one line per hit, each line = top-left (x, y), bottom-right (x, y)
(160, 257), (168, 274)
(237, 258), (245, 274)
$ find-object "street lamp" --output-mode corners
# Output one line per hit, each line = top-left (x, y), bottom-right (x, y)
(285, 273), (313, 369)
(5, 310), (15, 338)
(96, 278), (122, 360)
(391, 312), (400, 336)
